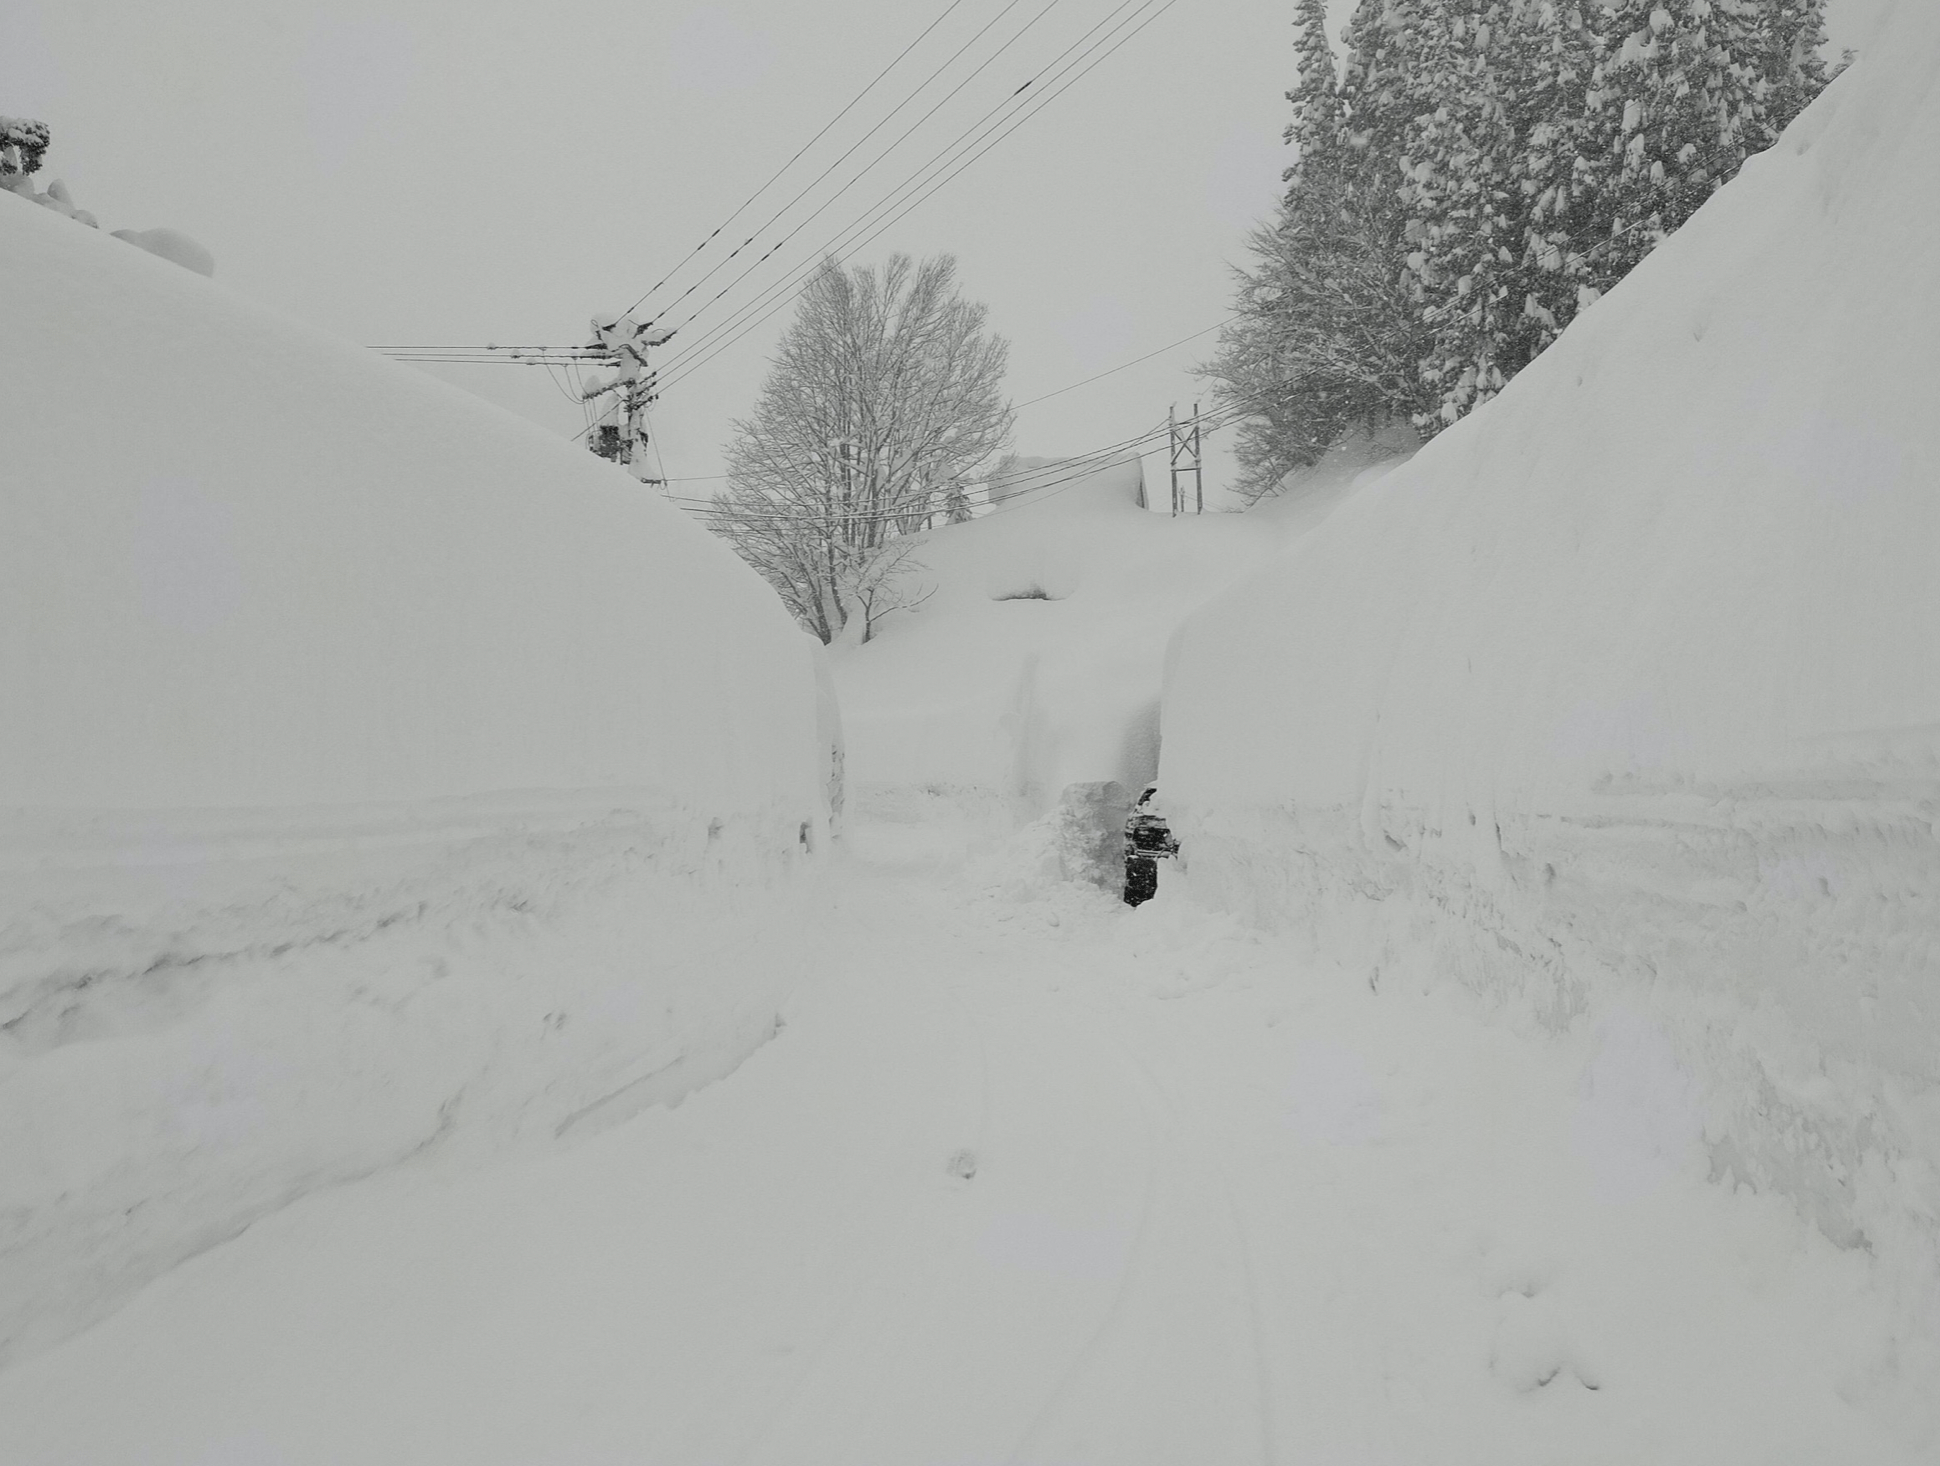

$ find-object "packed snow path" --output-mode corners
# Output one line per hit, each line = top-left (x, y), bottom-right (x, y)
(0, 794), (1924, 1463)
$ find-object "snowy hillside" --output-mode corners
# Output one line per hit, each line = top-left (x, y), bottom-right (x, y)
(1162, 0), (1940, 1330)
(831, 451), (1396, 816)
(0, 191), (838, 1363)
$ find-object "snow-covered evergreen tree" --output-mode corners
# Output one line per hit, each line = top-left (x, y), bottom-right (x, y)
(0, 117), (50, 189)
(1283, 0), (1345, 202)
(1391, 1), (1531, 425)
(1582, 0), (1827, 282)
(1508, 2), (1601, 359)
(1586, 1), (1745, 277)
(1338, 0), (1429, 193)
(1208, 0), (1432, 501)
(1755, 0), (1834, 134)
(1211, 0), (1833, 493)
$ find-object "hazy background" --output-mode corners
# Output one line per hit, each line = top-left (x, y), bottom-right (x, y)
(1, 0), (1889, 508)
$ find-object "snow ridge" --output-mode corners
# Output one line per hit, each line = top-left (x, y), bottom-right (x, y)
(0, 173), (835, 1364)
(1162, 0), (1940, 1324)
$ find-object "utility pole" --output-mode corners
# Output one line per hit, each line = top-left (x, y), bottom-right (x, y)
(1169, 401), (1203, 516)
(582, 312), (673, 486)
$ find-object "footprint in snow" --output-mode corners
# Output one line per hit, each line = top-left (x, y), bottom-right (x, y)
(1489, 1288), (1602, 1394)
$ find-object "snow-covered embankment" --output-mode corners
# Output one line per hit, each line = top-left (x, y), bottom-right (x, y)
(0, 191), (839, 1363)
(1162, 3), (1940, 1306)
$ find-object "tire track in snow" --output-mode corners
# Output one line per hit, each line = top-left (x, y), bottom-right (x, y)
(717, 878), (994, 1466)
(1128, 1041), (1282, 1466)
(713, 865), (1116, 1465)
(986, 962), (1288, 1466)
(996, 998), (1162, 1465)
(1071, 981), (1283, 1466)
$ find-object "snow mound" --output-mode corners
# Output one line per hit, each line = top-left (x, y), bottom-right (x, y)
(988, 453), (1146, 511)
(3, 160), (211, 276)
(108, 226), (214, 277)
(830, 455), (1319, 817)
(0, 189), (835, 1363)
(1163, 2), (1940, 1293)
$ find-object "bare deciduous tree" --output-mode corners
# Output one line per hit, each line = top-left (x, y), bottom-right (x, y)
(710, 254), (1012, 644)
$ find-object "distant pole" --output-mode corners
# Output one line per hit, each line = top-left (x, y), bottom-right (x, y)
(1168, 405), (1181, 516)
(1192, 401), (1204, 514)
(1169, 403), (1202, 517)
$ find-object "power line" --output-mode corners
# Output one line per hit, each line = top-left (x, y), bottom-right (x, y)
(653, 0), (1163, 384)
(372, 353), (606, 360)
(653, 0), (1182, 394)
(616, 0), (974, 322)
(635, 312), (1233, 484)
(1012, 318), (1232, 410)
(371, 346), (608, 364)
(370, 1), (1169, 383)
(674, 380), (1276, 531)
(641, 0), (1059, 334)
(676, 407), (1208, 528)
(369, 0), (1187, 433)
(368, 0), (1093, 416)
(648, 0), (1081, 349)
(671, 421), (1164, 521)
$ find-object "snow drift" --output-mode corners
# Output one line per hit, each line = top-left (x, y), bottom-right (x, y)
(1162, 2), (1940, 1281)
(107, 226), (215, 278)
(831, 454), (1327, 817)
(0, 191), (836, 1362)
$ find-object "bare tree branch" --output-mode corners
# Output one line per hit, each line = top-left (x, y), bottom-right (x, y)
(710, 254), (1013, 643)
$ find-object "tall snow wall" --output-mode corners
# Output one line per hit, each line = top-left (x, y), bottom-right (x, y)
(0, 192), (837, 1362)
(1161, 3), (1940, 1269)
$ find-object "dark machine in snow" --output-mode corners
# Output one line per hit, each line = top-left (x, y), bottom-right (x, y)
(1122, 785), (1178, 906)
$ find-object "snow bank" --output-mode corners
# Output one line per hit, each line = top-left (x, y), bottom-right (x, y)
(1162, 2), (1940, 1284)
(831, 455), (1314, 816)
(0, 190), (835, 1362)
(987, 452), (1145, 509)
(107, 226), (214, 278)
(0, 191), (826, 816)
(2, 150), (213, 276)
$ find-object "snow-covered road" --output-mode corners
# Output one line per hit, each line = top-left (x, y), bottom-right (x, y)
(0, 793), (1928, 1463)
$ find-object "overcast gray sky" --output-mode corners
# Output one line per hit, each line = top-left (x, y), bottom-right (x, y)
(2, 0), (1886, 507)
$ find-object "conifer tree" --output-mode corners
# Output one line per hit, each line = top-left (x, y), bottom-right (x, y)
(1580, 0), (1819, 281)
(1207, 0), (1429, 500)
(1338, 0), (1427, 191)
(1393, 0), (1530, 424)
(1757, 0), (1834, 135)
(1209, 0), (1834, 496)
(1509, 2), (1600, 358)
(1283, 0), (1344, 202)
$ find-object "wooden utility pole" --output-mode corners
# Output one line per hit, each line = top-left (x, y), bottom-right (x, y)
(1169, 402), (1203, 515)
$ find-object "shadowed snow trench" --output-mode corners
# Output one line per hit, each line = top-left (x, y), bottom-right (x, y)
(0, 797), (1927, 1464)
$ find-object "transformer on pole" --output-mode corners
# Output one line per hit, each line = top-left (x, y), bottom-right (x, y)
(582, 312), (674, 485)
